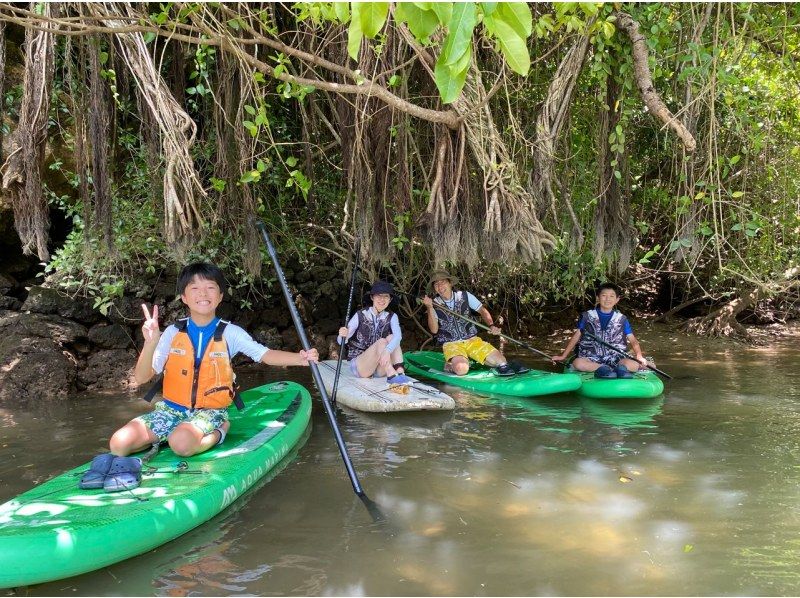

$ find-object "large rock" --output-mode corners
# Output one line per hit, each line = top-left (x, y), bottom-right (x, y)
(0, 296), (21, 311)
(0, 333), (77, 403)
(308, 265), (338, 283)
(88, 323), (133, 349)
(261, 304), (290, 328)
(250, 326), (283, 349)
(0, 310), (88, 345)
(280, 329), (301, 352)
(78, 349), (137, 390)
(0, 273), (17, 295)
(314, 317), (341, 336)
(22, 286), (102, 325)
(107, 295), (146, 326)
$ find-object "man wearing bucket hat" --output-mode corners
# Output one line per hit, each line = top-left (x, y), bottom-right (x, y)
(338, 280), (412, 385)
(422, 270), (527, 377)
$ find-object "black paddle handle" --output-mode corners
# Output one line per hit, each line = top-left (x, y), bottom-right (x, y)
(583, 331), (672, 380)
(255, 221), (365, 496)
(331, 238), (361, 404)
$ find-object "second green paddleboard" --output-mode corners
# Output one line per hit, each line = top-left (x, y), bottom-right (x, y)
(405, 351), (581, 397)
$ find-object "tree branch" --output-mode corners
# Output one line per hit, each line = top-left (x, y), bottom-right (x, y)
(615, 11), (697, 152)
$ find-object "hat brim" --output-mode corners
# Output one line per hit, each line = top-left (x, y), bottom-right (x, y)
(428, 275), (459, 294)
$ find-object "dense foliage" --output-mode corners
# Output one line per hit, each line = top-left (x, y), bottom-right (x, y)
(0, 2), (798, 332)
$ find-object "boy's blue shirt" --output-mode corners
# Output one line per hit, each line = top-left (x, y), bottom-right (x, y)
(186, 317), (221, 365)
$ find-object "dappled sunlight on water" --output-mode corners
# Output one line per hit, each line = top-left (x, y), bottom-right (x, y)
(4, 328), (800, 595)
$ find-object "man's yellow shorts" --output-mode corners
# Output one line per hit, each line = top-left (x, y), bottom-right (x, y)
(442, 336), (498, 364)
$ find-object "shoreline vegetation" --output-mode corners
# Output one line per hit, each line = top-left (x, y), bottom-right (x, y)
(0, 3), (799, 402)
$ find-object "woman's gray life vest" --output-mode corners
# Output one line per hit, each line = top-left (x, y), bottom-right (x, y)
(347, 309), (394, 361)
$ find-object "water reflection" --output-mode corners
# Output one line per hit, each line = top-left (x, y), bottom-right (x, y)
(5, 329), (800, 595)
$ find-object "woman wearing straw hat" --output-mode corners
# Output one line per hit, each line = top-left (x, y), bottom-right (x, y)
(338, 280), (413, 385)
(422, 270), (527, 377)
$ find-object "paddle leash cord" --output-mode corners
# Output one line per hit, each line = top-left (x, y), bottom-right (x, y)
(583, 331), (673, 380)
(254, 220), (368, 501)
(331, 237), (361, 406)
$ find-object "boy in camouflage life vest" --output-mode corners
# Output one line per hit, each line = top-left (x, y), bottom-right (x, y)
(552, 282), (649, 379)
(422, 270), (527, 377)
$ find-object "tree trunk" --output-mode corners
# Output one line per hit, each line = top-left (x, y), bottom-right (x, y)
(530, 33), (590, 223)
(0, 2), (58, 261)
(594, 74), (634, 272)
(88, 35), (113, 251)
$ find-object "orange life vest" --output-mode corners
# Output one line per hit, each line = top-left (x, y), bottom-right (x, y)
(146, 319), (243, 410)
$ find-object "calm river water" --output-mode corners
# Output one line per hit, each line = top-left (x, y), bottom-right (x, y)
(2, 325), (800, 596)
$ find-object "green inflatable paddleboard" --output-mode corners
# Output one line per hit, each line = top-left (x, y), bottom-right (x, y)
(405, 351), (582, 397)
(575, 370), (664, 399)
(0, 381), (312, 588)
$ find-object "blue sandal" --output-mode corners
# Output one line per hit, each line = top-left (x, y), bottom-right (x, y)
(103, 456), (143, 492)
(594, 365), (617, 379)
(615, 364), (634, 379)
(78, 453), (116, 490)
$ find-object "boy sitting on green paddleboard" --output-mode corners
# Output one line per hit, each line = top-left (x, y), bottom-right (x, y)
(422, 269), (526, 377)
(80, 262), (318, 492)
(552, 282), (649, 379)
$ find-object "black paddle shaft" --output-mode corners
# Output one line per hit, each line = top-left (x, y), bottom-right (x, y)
(400, 291), (555, 364)
(255, 221), (365, 497)
(331, 238), (361, 405)
(583, 331), (673, 380)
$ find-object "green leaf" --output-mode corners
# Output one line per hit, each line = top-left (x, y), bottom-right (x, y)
(286, 156), (298, 167)
(431, 2), (453, 25)
(395, 2), (440, 41)
(360, 2), (389, 38)
(481, 2), (498, 17)
(334, 2), (350, 23)
(731, 191), (744, 198)
(348, 3), (363, 60)
(441, 2), (477, 66)
(244, 104), (256, 116)
(435, 55), (469, 104)
(496, 2), (532, 39)
(491, 17), (530, 75)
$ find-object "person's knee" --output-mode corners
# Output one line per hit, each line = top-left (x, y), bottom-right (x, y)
(109, 425), (139, 456)
(485, 350), (505, 366)
(572, 358), (596, 372)
(109, 433), (131, 457)
(168, 430), (200, 457)
(453, 361), (470, 376)
(621, 358), (641, 371)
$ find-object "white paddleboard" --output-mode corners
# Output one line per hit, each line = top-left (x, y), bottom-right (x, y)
(318, 360), (455, 412)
